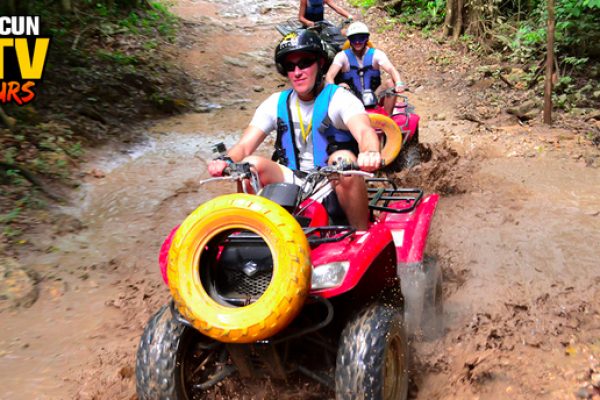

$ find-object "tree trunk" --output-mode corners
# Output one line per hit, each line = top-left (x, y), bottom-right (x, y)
(543, 0), (555, 125)
(443, 0), (456, 37)
(452, 0), (464, 40)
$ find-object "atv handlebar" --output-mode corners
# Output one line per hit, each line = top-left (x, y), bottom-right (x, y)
(200, 162), (262, 194)
(308, 18), (352, 33)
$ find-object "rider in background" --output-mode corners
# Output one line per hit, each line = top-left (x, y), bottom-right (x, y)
(299, 0), (353, 27)
(207, 30), (380, 230)
(325, 21), (405, 115)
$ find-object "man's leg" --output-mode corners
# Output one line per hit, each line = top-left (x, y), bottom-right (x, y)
(377, 78), (396, 115)
(237, 155), (287, 193)
(329, 150), (370, 230)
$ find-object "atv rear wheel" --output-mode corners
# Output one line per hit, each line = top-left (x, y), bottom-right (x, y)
(136, 304), (232, 400)
(335, 304), (408, 400)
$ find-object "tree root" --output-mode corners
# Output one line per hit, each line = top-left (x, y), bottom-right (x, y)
(0, 162), (67, 203)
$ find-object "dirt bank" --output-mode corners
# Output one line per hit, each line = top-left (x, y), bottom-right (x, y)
(1, 1), (599, 399)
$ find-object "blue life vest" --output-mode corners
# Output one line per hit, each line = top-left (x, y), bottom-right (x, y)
(339, 48), (382, 97)
(275, 85), (356, 170)
(305, 0), (324, 23)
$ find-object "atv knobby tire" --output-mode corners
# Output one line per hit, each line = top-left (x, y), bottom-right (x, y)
(335, 304), (408, 400)
(369, 113), (402, 164)
(136, 304), (227, 400)
(167, 193), (311, 343)
(396, 129), (420, 170)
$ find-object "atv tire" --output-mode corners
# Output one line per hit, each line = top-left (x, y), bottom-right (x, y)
(136, 304), (231, 400)
(167, 193), (311, 343)
(422, 256), (444, 340)
(396, 129), (420, 171)
(335, 304), (408, 400)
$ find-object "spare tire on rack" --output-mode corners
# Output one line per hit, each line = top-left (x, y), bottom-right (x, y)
(369, 113), (403, 164)
(167, 193), (312, 344)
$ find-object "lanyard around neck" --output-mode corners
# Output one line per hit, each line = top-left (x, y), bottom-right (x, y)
(296, 98), (313, 142)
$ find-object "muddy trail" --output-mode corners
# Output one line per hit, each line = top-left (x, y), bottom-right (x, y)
(1, 0), (599, 399)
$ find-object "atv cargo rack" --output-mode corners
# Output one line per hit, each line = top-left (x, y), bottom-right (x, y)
(303, 226), (355, 245)
(366, 177), (423, 214)
(219, 227), (356, 246)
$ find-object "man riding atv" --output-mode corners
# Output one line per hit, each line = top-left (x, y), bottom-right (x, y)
(299, 0), (353, 27)
(325, 22), (406, 116)
(208, 30), (381, 230)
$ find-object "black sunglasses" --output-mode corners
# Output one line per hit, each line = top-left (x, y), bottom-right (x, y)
(282, 57), (318, 73)
(349, 34), (369, 44)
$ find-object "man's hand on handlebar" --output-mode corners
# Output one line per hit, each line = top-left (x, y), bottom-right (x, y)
(394, 84), (406, 94)
(207, 159), (229, 177)
(357, 150), (382, 172)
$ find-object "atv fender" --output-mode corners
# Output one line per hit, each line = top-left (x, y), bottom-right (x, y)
(382, 193), (439, 265)
(383, 193), (439, 336)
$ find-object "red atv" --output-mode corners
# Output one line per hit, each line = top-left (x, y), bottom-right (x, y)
(136, 157), (442, 399)
(366, 91), (421, 171)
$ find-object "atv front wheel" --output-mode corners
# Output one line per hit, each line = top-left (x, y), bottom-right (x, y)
(136, 304), (232, 400)
(396, 129), (421, 170)
(335, 304), (408, 400)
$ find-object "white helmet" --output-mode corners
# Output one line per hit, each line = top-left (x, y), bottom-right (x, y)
(346, 21), (370, 37)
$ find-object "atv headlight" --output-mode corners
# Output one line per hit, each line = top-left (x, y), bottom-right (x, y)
(311, 261), (350, 290)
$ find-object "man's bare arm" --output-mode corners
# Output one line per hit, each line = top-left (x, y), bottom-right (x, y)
(298, 0), (315, 27)
(380, 62), (402, 86)
(227, 125), (268, 161)
(324, 0), (352, 19)
(325, 62), (343, 85)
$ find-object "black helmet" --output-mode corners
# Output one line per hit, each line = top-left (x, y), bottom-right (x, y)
(274, 30), (327, 76)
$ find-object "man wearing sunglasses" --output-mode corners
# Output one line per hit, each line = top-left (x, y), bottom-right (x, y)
(325, 22), (405, 115)
(207, 30), (380, 230)
(299, 0), (353, 28)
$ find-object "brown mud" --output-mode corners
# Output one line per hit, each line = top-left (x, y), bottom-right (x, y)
(1, 1), (599, 399)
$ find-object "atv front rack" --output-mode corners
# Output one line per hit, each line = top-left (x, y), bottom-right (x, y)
(366, 177), (423, 214)
(303, 226), (355, 245)
(221, 226), (355, 246)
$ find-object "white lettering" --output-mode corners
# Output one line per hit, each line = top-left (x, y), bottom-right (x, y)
(0, 16), (40, 36)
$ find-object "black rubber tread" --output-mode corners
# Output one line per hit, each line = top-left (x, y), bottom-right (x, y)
(335, 304), (408, 400)
(136, 305), (189, 400)
(397, 140), (421, 170)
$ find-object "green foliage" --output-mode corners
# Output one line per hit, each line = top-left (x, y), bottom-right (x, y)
(118, 2), (178, 39)
(348, 0), (377, 8)
(395, 0), (446, 28)
(98, 49), (139, 65)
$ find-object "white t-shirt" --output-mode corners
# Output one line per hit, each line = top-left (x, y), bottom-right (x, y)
(249, 87), (365, 171)
(331, 48), (391, 72)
